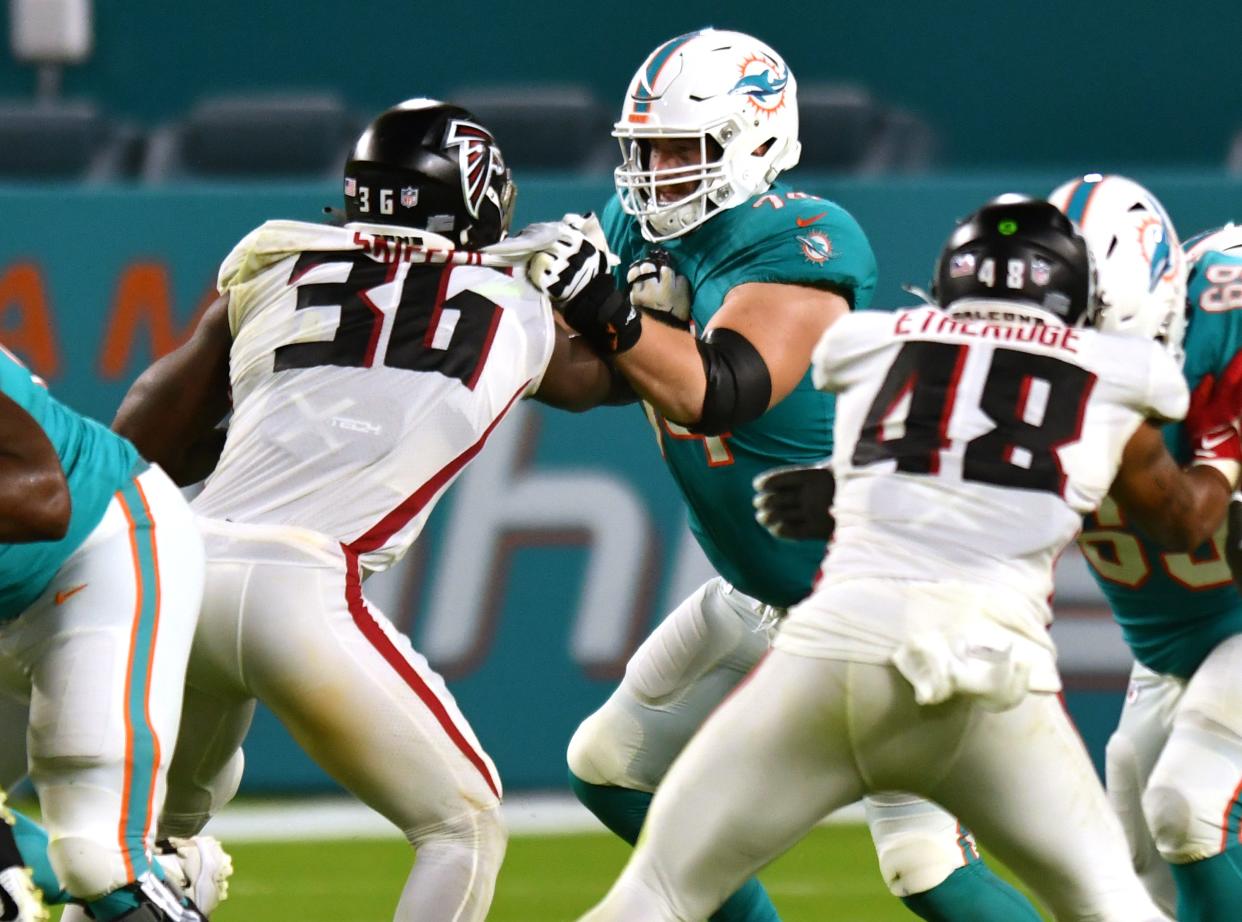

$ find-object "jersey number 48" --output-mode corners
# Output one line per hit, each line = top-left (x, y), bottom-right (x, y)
(852, 340), (1094, 497)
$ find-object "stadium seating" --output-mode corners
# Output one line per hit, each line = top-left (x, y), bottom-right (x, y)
(0, 99), (138, 180)
(141, 93), (358, 181)
(447, 85), (617, 172)
(796, 83), (936, 173)
(1228, 128), (1242, 173)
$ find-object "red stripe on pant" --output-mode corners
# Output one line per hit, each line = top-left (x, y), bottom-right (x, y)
(340, 546), (500, 799)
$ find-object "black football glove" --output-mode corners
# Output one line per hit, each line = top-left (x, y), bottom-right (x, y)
(752, 462), (836, 541)
(558, 275), (642, 355)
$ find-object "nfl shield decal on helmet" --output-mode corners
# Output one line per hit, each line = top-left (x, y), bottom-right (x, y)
(798, 230), (833, 264)
(730, 53), (789, 116)
(400, 186), (418, 208)
(444, 119), (503, 219)
(1031, 255), (1052, 286)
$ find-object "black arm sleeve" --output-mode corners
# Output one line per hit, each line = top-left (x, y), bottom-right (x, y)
(690, 328), (772, 436)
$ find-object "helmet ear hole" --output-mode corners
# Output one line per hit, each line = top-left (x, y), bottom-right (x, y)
(752, 137), (776, 157)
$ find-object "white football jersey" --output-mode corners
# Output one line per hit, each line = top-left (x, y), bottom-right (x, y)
(193, 219), (556, 572)
(814, 303), (1189, 613)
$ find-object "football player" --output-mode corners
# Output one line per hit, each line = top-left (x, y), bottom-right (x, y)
(531, 27), (1044, 922)
(755, 179), (1242, 921)
(0, 337), (207, 921)
(576, 194), (1242, 921)
(106, 99), (628, 922)
(1056, 181), (1242, 922)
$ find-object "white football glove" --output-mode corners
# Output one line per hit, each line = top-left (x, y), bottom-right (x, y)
(626, 249), (691, 326)
(527, 213), (619, 303)
(0, 865), (47, 922)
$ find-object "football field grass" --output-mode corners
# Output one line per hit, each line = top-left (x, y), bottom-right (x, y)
(108, 825), (1047, 921)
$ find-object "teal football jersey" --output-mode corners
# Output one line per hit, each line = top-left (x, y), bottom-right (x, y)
(0, 346), (142, 620)
(601, 183), (878, 607)
(1080, 245), (1242, 678)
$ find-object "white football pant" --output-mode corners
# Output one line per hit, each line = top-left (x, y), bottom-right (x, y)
(580, 633), (1169, 921)
(1107, 634), (1242, 915)
(568, 576), (989, 898)
(160, 518), (505, 922)
(0, 465), (203, 901)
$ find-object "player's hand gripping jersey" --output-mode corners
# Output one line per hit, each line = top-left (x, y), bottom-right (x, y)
(792, 304), (1187, 689)
(193, 219), (555, 572)
(600, 183), (877, 607)
(1081, 232), (1242, 678)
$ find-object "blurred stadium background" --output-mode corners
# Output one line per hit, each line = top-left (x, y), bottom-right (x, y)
(3, 0), (1240, 918)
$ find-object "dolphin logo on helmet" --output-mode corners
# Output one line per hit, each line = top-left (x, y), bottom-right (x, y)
(730, 69), (789, 99)
(1049, 173), (1188, 359)
(613, 29), (802, 241)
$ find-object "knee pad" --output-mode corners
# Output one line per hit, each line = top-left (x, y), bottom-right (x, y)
(567, 697), (648, 789)
(1144, 715), (1242, 864)
(871, 832), (966, 897)
(866, 796), (968, 897)
(1143, 782), (1202, 863)
(47, 833), (131, 901)
(159, 748), (244, 838)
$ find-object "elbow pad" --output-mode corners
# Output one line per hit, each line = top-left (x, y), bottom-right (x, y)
(691, 328), (772, 436)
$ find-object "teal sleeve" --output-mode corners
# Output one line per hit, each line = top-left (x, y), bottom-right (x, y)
(600, 196), (643, 287)
(708, 201), (877, 309)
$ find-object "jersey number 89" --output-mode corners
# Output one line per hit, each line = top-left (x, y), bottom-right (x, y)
(1080, 496), (1231, 590)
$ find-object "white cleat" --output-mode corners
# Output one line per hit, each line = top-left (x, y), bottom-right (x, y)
(0, 865), (49, 922)
(154, 836), (233, 916)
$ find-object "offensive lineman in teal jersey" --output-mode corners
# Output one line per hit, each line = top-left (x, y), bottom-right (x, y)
(0, 344), (208, 921)
(596, 183), (863, 608)
(527, 28), (1043, 922)
(1056, 177), (1242, 922)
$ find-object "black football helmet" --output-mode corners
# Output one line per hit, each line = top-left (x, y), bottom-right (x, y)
(932, 195), (1097, 325)
(343, 98), (516, 247)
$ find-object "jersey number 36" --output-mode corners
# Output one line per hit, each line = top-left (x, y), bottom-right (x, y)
(275, 250), (502, 389)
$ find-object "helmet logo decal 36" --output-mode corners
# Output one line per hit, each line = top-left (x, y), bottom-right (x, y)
(444, 119), (504, 219)
(730, 53), (789, 116)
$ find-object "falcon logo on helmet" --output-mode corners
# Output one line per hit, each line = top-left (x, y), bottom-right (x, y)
(444, 119), (505, 219)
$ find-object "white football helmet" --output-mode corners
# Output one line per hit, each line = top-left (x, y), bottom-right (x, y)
(1049, 174), (1188, 358)
(613, 28), (801, 241)
(1185, 222), (1242, 263)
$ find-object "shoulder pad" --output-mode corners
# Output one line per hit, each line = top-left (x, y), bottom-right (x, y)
(218, 220), (358, 290)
